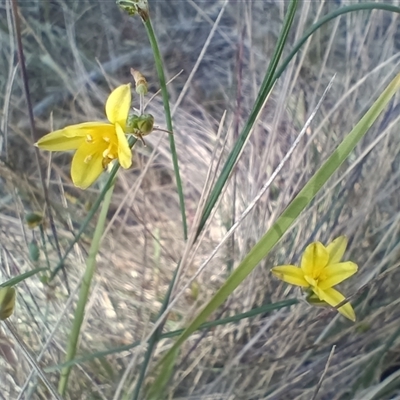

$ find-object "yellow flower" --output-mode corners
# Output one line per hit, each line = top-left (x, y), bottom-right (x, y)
(271, 236), (358, 321)
(36, 84), (132, 189)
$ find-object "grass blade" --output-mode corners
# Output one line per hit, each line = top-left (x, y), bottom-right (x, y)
(0, 268), (48, 287)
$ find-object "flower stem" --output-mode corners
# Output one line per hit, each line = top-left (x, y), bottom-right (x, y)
(143, 17), (188, 241)
(58, 180), (115, 396)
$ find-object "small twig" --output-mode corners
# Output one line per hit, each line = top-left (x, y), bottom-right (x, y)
(311, 345), (336, 400)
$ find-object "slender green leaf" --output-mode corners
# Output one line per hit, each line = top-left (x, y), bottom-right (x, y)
(146, 348), (179, 400)
(0, 268), (48, 287)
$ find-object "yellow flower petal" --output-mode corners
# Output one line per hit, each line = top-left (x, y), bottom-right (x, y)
(271, 265), (309, 287)
(36, 130), (84, 151)
(62, 122), (113, 137)
(115, 123), (132, 169)
(314, 287), (356, 321)
(318, 262), (358, 290)
(301, 242), (329, 279)
(71, 142), (105, 189)
(326, 236), (348, 264)
(36, 122), (113, 151)
(105, 84), (131, 129)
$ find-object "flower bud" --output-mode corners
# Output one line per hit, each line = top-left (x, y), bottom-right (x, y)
(130, 68), (148, 95)
(136, 114), (154, 136)
(0, 287), (16, 320)
(25, 212), (43, 229)
(28, 239), (40, 262)
(126, 114), (155, 137)
(117, 0), (149, 20)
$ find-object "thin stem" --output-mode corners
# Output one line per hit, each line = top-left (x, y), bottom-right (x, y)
(58, 181), (116, 396)
(143, 17), (188, 241)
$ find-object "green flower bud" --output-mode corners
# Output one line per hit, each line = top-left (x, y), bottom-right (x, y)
(0, 287), (16, 320)
(28, 240), (40, 262)
(126, 114), (155, 137)
(130, 68), (148, 95)
(25, 212), (43, 229)
(190, 281), (199, 301)
(116, 0), (149, 20)
(136, 114), (154, 136)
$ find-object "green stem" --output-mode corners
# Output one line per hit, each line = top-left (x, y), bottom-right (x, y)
(58, 180), (116, 396)
(143, 17), (188, 241)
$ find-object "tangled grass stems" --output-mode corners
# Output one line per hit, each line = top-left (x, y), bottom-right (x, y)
(3, 320), (63, 400)
(196, 0), (299, 237)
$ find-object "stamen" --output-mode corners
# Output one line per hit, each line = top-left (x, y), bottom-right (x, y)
(103, 136), (110, 143)
(84, 155), (93, 164)
(86, 134), (93, 143)
(103, 148), (110, 158)
(102, 156), (115, 169)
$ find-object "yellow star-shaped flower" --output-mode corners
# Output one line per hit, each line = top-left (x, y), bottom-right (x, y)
(271, 236), (358, 321)
(36, 84), (132, 189)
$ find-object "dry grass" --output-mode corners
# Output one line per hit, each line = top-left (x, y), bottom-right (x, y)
(2, 1), (400, 399)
